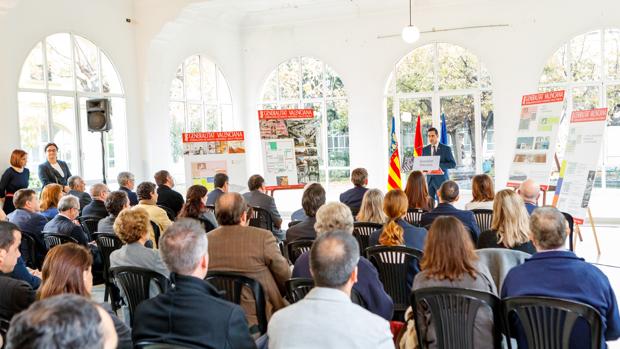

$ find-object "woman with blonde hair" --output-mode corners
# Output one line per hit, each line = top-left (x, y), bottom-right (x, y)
(465, 174), (495, 210)
(404, 170), (434, 211)
(477, 189), (536, 254)
(39, 183), (63, 220)
(356, 188), (387, 223)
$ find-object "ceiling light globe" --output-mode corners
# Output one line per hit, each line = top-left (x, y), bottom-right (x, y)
(401, 25), (420, 44)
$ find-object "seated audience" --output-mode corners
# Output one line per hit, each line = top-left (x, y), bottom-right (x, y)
(517, 178), (540, 215)
(154, 170), (184, 218)
(242, 174), (284, 240)
(44, 195), (90, 245)
(502, 207), (620, 348)
(38, 243), (132, 348)
(420, 180), (480, 243)
(0, 149), (30, 215)
(477, 189), (536, 254)
(67, 175), (92, 209)
(132, 219), (256, 348)
(269, 231), (393, 348)
(110, 207), (168, 277)
(293, 202), (394, 320)
(136, 181), (172, 243)
(465, 174), (495, 210)
(404, 170), (434, 211)
(117, 171), (138, 206)
(97, 190), (129, 233)
(7, 294), (118, 349)
(178, 185), (218, 232)
(39, 183), (63, 220)
(7, 189), (47, 257)
(0, 222), (35, 321)
(356, 188), (387, 223)
(413, 216), (497, 349)
(208, 192), (290, 324)
(81, 183), (109, 220)
(286, 183), (325, 242)
(339, 167), (369, 213)
(206, 172), (228, 206)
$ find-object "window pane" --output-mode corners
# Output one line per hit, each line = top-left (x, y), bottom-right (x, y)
(184, 56), (201, 101)
(201, 58), (217, 103)
(216, 68), (232, 105)
(18, 92), (48, 187)
(328, 169), (350, 185)
(302, 57), (323, 99)
(606, 85), (620, 188)
(78, 97), (103, 181)
(170, 63), (184, 100)
(480, 66), (492, 89)
(605, 29), (620, 81)
(440, 95), (475, 189)
(74, 36), (100, 93)
(169, 102), (185, 165)
(101, 53), (123, 94)
(261, 71), (278, 101)
(481, 91), (495, 176)
(399, 98), (432, 158)
(51, 95), (78, 174)
(19, 42), (45, 89)
(570, 31), (601, 82)
(278, 58), (301, 99)
(221, 104), (233, 131)
(325, 65), (346, 97)
(540, 45), (569, 84)
(205, 106), (220, 131)
(187, 103), (203, 132)
(46, 33), (74, 90)
(326, 100), (349, 167)
(572, 85), (600, 110)
(396, 44), (434, 93)
(107, 98), (127, 177)
(438, 43), (479, 90)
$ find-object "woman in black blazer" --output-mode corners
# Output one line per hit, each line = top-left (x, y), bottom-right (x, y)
(38, 143), (72, 192)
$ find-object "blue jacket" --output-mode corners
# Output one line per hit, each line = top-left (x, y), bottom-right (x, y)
(369, 219), (427, 251)
(38, 160), (71, 187)
(422, 143), (456, 183)
(502, 251), (620, 348)
(524, 202), (537, 215)
(119, 186), (138, 206)
(7, 209), (48, 258)
(339, 186), (368, 209)
(43, 214), (90, 245)
(420, 203), (480, 242)
(206, 188), (225, 206)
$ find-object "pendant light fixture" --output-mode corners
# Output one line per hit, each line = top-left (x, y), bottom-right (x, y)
(401, 0), (420, 44)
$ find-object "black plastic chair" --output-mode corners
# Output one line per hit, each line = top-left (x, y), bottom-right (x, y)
(288, 220), (302, 228)
(285, 239), (313, 264)
(43, 233), (78, 250)
(135, 342), (193, 349)
(411, 287), (503, 349)
(503, 296), (603, 349)
(19, 230), (39, 269)
(0, 317), (9, 349)
(249, 206), (274, 232)
(284, 277), (368, 308)
(150, 221), (161, 247)
(205, 271), (268, 335)
(366, 245), (423, 318)
(404, 208), (427, 226)
(110, 266), (170, 327)
(93, 233), (124, 307)
(349, 206), (360, 218)
(158, 205), (176, 221)
(78, 216), (101, 241)
(562, 211), (575, 251)
(197, 217), (216, 233)
(352, 222), (383, 255)
(472, 209), (494, 233)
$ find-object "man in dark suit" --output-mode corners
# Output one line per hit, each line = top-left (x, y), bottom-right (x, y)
(206, 173), (228, 206)
(420, 180), (480, 243)
(154, 170), (184, 218)
(517, 178), (540, 215)
(242, 174), (284, 240)
(286, 183), (325, 242)
(421, 127), (457, 200)
(67, 175), (92, 210)
(117, 171), (138, 206)
(37, 142), (72, 190)
(81, 183), (109, 220)
(502, 207), (620, 348)
(7, 189), (47, 260)
(43, 195), (90, 245)
(339, 168), (369, 214)
(132, 219), (256, 348)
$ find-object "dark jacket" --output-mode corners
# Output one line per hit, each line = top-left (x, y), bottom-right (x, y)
(156, 185), (184, 218)
(38, 160), (71, 187)
(420, 203), (480, 243)
(132, 273), (257, 349)
(97, 215), (116, 234)
(68, 190), (92, 210)
(421, 143), (457, 182)
(43, 214), (90, 245)
(119, 186), (138, 206)
(81, 199), (108, 220)
(339, 186), (368, 210)
(0, 274), (35, 320)
(206, 188), (225, 206)
(286, 216), (317, 242)
(477, 230), (536, 254)
(7, 209), (48, 258)
(10, 257), (41, 290)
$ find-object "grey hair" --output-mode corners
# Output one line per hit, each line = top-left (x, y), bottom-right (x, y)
(530, 206), (567, 250)
(67, 175), (83, 189)
(90, 183), (108, 198)
(6, 294), (104, 349)
(310, 230), (360, 288)
(58, 195), (80, 212)
(117, 171), (135, 187)
(314, 202), (354, 235)
(159, 218), (208, 274)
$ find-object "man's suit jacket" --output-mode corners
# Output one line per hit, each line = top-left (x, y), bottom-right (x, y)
(119, 186), (139, 206)
(68, 190), (92, 210)
(7, 209), (48, 256)
(524, 202), (537, 215)
(339, 186), (368, 209)
(242, 190), (283, 228)
(0, 274), (35, 321)
(43, 214), (90, 245)
(207, 224), (290, 324)
(110, 242), (169, 278)
(81, 199), (108, 220)
(156, 185), (184, 217)
(206, 188), (225, 206)
(422, 143), (456, 183)
(38, 160), (71, 187)
(132, 273), (256, 349)
(268, 287), (393, 349)
(420, 203), (480, 243)
(286, 216), (317, 242)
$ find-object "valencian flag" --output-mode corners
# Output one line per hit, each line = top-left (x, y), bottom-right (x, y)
(414, 115), (424, 156)
(440, 113), (448, 145)
(388, 115), (402, 190)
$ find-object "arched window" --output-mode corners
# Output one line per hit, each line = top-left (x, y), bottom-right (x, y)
(385, 43), (494, 189)
(259, 57), (350, 188)
(539, 28), (620, 189)
(18, 33), (127, 187)
(169, 55), (233, 174)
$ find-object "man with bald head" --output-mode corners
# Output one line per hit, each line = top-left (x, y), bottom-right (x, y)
(207, 192), (290, 326)
(517, 178), (540, 214)
(81, 183), (110, 220)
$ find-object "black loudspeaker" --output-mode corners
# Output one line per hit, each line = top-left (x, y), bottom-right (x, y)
(86, 99), (112, 132)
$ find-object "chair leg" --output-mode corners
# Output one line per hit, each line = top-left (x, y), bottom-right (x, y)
(104, 284), (109, 302)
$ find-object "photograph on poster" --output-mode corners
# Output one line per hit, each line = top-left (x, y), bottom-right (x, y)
(534, 137), (550, 150)
(260, 119), (289, 138)
(287, 120), (318, 147)
(228, 140), (246, 153)
(516, 137), (534, 150)
(191, 160), (227, 190)
(519, 106), (537, 130)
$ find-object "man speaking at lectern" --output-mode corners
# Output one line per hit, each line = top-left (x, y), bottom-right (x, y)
(422, 127), (456, 200)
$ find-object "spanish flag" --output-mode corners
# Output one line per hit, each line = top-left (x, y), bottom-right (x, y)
(388, 115), (402, 190)
(414, 114), (424, 157)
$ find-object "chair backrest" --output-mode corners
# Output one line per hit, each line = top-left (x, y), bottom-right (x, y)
(561, 212), (575, 251)
(249, 206), (274, 232)
(42, 233), (78, 250)
(352, 222), (383, 254)
(366, 245), (423, 313)
(472, 209), (494, 233)
(110, 266), (170, 327)
(157, 205), (176, 221)
(78, 216), (101, 241)
(19, 230), (39, 269)
(150, 221), (161, 247)
(285, 277), (314, 303)
(503, 296), (603, 349)
(288, 220), (302, 228)
(411, 287), (503, 349)
(197, 217), (216, 233)
(205, 271), (268, 335)
(93, 233), (124, 283)
(135, 342), (193, 349)
(0, 317), (9, 349)
(285, 239), (313, 264)
(404, 208), (427, 226)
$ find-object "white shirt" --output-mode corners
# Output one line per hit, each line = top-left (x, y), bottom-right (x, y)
(465, 201), (494, 211)
(50, 162), (64, 177)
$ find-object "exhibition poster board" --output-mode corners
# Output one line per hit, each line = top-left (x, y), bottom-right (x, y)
(553, 108), (607, 224)
(182, 131), (247, 192)
(257, 109), (320, 189)
(507, 90), (565, 189)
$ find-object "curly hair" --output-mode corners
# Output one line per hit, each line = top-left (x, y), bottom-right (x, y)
(113, 207), (150, 244)
(40, 184), (63, 211)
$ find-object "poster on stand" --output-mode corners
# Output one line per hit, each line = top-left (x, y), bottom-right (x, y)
(182, 131), (247, 192)
(258, 109), (320, 189)
(553, 108), (607, 224)
(507, 90), (565, 189)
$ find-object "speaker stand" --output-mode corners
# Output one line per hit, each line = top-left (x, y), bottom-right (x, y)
(100, 131), (107, 184)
